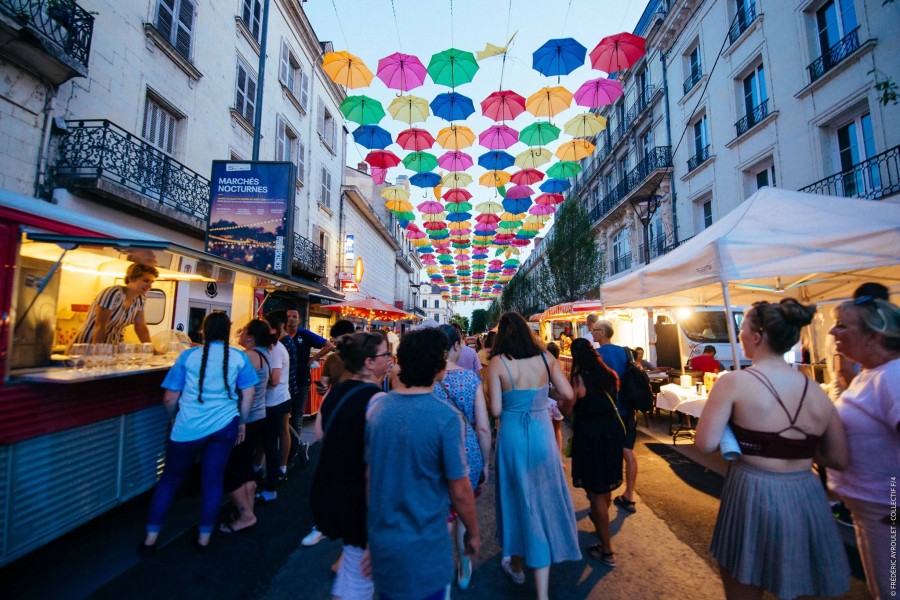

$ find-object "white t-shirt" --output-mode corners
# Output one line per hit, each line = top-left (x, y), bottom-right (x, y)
(265, 341), (291, 408)
(828, 357), (900, 505)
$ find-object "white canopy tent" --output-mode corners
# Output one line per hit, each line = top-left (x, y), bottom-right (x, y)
(599, 187), (900, 365)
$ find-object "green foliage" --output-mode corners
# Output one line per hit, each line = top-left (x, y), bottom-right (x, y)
(500, 271), (542, 317)
(449, 314), (469, 332)
(536, 198), (604, 306)
(469, 309), (490, 334)
(871, 72), (898, 106)
(485, 300), (501, 330)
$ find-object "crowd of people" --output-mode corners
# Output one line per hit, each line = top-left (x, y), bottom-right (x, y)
(138, 286), (898, 600)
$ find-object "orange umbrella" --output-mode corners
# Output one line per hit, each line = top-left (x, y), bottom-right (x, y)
(526, 86), (573, 118)
(322, 51), (374, 88)
(479, 170), (512, 188)
(436, 125), (477, 150)
(555, 139), (596, 161)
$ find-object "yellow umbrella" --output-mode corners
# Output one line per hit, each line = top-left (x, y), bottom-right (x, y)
(521, 221), (543, 231)
(412, 238), (431, 247)
(501, 211), (526, 220)
(555, 139), (596, 161)
(526, 86), (573, 118)
(479, 170), (512, 188)
(564, 112), (607, 137)
(422, 212), (448, 222)
(449, 221), (472, 231)
(474, 201), (504, 213)
(380, 185), (410, 202)
(436, 125), (476, 150)
(441, 171), (474, 188)
(387, 95), (430, 124)
(322, 51), (374, 88)
(524, 213), (552, 224)
(385, 199), (413, 212)
(515, 147), (553, 169)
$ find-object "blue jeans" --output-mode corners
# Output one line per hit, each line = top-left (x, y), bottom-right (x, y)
(147, 418), (239, 535)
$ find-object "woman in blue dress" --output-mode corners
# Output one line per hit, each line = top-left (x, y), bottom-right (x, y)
(485, 311), (581, 599)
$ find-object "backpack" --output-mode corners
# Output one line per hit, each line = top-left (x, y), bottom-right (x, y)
(621, 359), (654, 412)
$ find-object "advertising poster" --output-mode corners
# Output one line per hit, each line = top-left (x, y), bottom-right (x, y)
(206, 161), (294, 276)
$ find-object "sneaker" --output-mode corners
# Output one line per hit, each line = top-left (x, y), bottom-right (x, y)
(501, 557), (525, 585)
(457, 556), (473, 590)
(255, 490), (277, 504)
(302, 526), (325, 547)
(832, 501), (854, 527)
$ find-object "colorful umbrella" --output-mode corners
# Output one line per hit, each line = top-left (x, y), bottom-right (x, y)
(479, 170), (512, 188)
(427, 48), (480, 87)
(436, 125), (476, 150)
(590, 32), (646, 74)
(385, 199), (413, 212)
(365, 149), (400, 168)
(475, 201), (504, 214)
(322, 298), (412, 320)
(564, 112), (608, 137)
(417, 200), (445, 214)
(555, 139), (596, 161)
(532, 38), (587, 77)
(352, 125), (392, 149)
(437, 151), (474, 171)
(380, 185), (410, 201)
(514, 147), (552, 169)
(480, 90), (527, 121)
(376, 52), (427, 91)
(430, 92), (476, 122)
(396, 128), (435, 151)
(535, 192), (564, 205)
(387, 95), (430, 124)
(505, 184), (534, 199)
(410, 171), (443, 188)
(441, 171), (474, 188)
(526, 86), (573, 118)
(510, 168), (545, 185)
(446, 212), (472, 222)
(371, 166), (388, 184)
(402, 151), (439, 172)
(443, 188), (472, 202)
(340, 95), (385, 125)
(573, 77), (623, 108)
(519, 121), (561, 146)
(445, 201), (473, 212)
(322, 51), (374, 88)
(479, 124), (519, 150)
(501, 196), (533, 215)
(540, 178), (571, 193)
(478, 150), (515, 170)
(546, 160), (583, 179)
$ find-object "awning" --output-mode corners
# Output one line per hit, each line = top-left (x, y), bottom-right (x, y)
(538, 300), (604, 321)
(299, 278), (345, 303)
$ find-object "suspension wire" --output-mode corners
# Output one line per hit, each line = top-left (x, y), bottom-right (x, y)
(390, 0), (403, 52)
(560, 0), (573, 36)
(329, 0), (351, 51)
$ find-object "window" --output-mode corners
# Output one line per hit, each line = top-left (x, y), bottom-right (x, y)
(648, 212), (665, 259)
(616, 102), (626, 129)
(683, 43), (703, 94)
(742, 65), (767, 116)
(611, 228), (631, 274)
(618, 155), (629, 182)
(689, 46), (702, 77)
(640, 130), (653, 161)
(605, 172), (613, 195)
(142, 95), (179, 155)
(836, 112), (879, 196)
(755, 165), (776, 189)
(693, 117), (709, 155)
(591, 187), (600, 210)
(276, 116), (304, 183)
(155, 0), (194, 59)
(317, 228), (331, 278)
(422, 299), (428, 309)
(241, 0), (262, 42)
(320, 166), (333, 207)
(279, 42), (310, 109)
(317, 98), (336, 150)
(434, 300), (440, 308)
(816, 0), (857, 56)
(703, 200), (713, 228)
(235, 60), (257, 125)
(636, 69), (648, 102)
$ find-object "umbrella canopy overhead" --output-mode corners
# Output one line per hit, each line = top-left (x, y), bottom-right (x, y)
(430, 92), (476, 122)
(427, 48), (480, 87)
(340, 95), (385, 125)
(438, 151), (474, 171)
(323, 51), (374, 88)
(322, 298), (413, 321)
(478, 150), (515, 170)
(365, 149), (400, 168)
(574, 77), (624, 108)
(532, 37), (587, 77)
(437, 125), (476, 150)
(590, 32), (646, 74)
(526, 86), (573, 118)
(564, 112), (608, 137)
(515, 147), (553, 169)
(387, 95), (430, 124)
(376, 52), (427, 91)
(396, 128), (435, 151)
(479, 124), (519, 150)
(555, 139), (595, 161)
(519, 121), (561, 146)
(409, 171), (443, 188)
(510, 168), (545, 185)
(481, 90), (527, 121)
(352, 125), (392, 149)
(402, 151), (439, 172)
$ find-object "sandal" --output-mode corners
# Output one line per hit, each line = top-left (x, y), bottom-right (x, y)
(587, 544), (616, 567)
(614, 495), (637, 513)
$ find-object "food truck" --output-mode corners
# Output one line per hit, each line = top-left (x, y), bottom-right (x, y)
(0, 191), (323, 566)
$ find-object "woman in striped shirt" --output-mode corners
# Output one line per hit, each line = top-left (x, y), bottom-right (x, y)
(72, 263), (158, 344)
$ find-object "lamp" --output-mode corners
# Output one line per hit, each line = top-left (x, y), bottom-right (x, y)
(630, 194), (662, 265)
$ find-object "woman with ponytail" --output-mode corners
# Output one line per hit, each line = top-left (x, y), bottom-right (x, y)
(142, 311), (258, 553)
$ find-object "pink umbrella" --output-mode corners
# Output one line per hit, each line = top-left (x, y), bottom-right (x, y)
(438, 151), (474, 171)
(474, 222), (498, 232)
(506, 184), (534, 199)
(475, 213), (502, 224)
(510, 169), (545, 185)
(534, 192), (564, 205)
(479, 124), (519, 150)
(371, 166), (388, 184)
(574, 77), (624, 108)
(589, 33), (646, 74)
(529, 203), (557, 215)
(480, 90), (527, 121)
(417, 200), (445, 214)
(376, 52), (428, 91)
(397, 128), (435, 151)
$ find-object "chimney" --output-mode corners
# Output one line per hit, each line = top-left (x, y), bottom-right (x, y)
(357, 162), (368, 173)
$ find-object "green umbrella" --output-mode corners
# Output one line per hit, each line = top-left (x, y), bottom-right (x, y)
(519, 122), (561, 146)
(427, 48), (480, 87)
(445, 201), (473, 212)
(546, 160), (583, 179)
(339, 95), (385, 125)
(393, 210), (416, 220)
(402, 152), (438, 173)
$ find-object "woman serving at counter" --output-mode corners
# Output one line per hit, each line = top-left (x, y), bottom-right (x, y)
(72, 263), (158, 344)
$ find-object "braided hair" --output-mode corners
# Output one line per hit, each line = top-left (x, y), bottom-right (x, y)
(197, 311), (234, 403)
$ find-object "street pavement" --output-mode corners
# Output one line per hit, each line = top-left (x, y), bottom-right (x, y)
(0, 417), (870, 599)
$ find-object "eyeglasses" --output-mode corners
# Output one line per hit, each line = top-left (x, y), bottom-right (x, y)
(591, 327), (604, 333)
(372, 352), (392, 358)
(853, 295), (888, 333)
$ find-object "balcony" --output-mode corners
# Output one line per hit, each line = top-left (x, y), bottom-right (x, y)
(610, 252), (632, 275)
(728, 2), (757, 46)
(683, 68), (702, 96)
(798, 144), (900, 201)
(734, 99), (769, 138)
(807, 27), (859, 84)
(292, 233), (326, 278)
(626, 86), (656, 123)
(687, 145), (711, 172)
(588, 147), (672, 226)
(53, 119), (210, 231)
(0, 0), (93, 84)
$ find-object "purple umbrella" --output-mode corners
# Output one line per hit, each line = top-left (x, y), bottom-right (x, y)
(376, 52), (427, 91)
(505, 184), (534, 199)
(479, 124), (519, 150)
(574, 77), (624, 108)
(438, 151), (474, 171)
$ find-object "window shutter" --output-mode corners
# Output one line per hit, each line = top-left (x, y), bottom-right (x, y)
(317, 98), (325, 137)
(245, 76), (256, 123)
(299, 71), (309, 109)
(279, 43), (289, 86)
(296, 138), (305, 183)
(175, 0), (194, 59)
(276, 118), (285, 161)
(156, 0), (175, 41)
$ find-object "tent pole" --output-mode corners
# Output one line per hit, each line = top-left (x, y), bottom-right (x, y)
(721, 282), (741, 370)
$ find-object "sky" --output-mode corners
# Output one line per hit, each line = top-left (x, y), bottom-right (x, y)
(302, 0), (648, 319)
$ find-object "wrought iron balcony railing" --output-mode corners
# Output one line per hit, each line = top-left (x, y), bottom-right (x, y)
(292, 232), (326, 277)
(0, 0), (94, 68)
(627, 85), (656, 122)
(587, 147), (672, 225)
(807, 26), (860, 83)
(734, 99), (769, 137)
(728, 2), (757, 45)
(798, 144), (900, 201)
(687, 145), (711, 172)
(610, 252), (632, 275)
(683, 68), (703, 95)
(54, 119), (210, 220)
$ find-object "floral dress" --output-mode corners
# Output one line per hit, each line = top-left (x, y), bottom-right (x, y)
(433, 368), (483, 490)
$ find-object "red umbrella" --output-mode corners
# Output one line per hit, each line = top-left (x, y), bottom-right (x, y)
(510, 168), (545, 185)
(423, 221), (448, 230)
(480, 90), (527, 122)
(396, 128), (435, 151)
(365, 150), (401, 168)
(534, 192), (564, 205)
(573, 77), (624, 108)
(589, 33), (646, 74)
(479, 124), (519, 150)
(376, 52), (428, 91)
(443, 188), (473, 202)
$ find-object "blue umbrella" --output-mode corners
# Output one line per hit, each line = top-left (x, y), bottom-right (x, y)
(409, 171), (442, 188)
(398, 218), (411, 228)
(352, 125), (393, 149)
(502, 197), (533, 213)
(540, 178), (572, 193)
(446, 212), (472, 222)
(430, 92), (475, 122)
(477, 150), (515, 170)
(472, 252), (489, 259)
(532, 38), (587, 77)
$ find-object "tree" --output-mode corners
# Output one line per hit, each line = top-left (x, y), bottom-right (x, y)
(500, 270), (542, 317)
(469, 309), (490, 334)
(485, 300), (501, 329)
(449, 314), (469, 332)
(537, 197), (604, 306)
